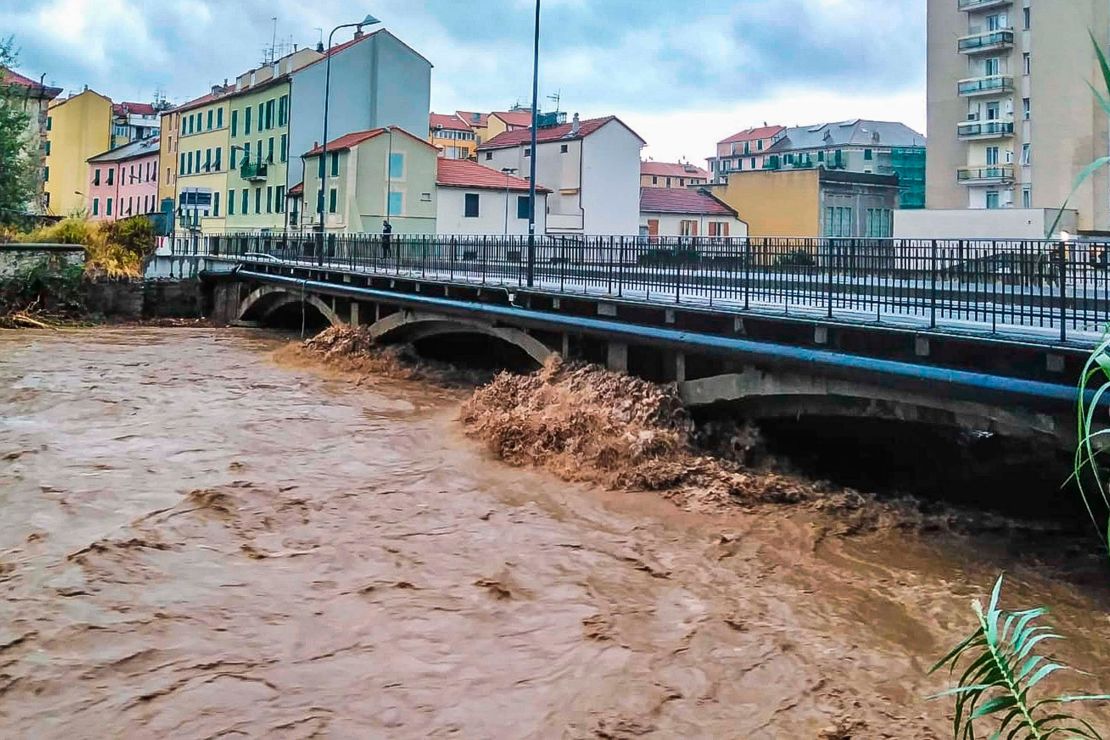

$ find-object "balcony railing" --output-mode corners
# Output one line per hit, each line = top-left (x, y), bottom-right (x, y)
(957, 119), (1015, 139)
(958, 0), (1012, 11)
(958, 75), (1014, 96)
(241, 161), (268, 182)
(957, 165), (1015, 184)
(958, 29), (1014, 54)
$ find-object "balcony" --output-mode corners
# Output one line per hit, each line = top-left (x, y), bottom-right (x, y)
(958, 75), (1014, 97)
(958, 0), (1012, 11)
(957, 119), (1015, 140)
(957, 165), (1015, 185)
(240, 161), (268, 182)
(958, 29), (1014, 54)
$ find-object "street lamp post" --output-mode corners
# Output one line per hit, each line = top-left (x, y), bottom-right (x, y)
(318, 13), (381, 263)
(526, 0), (540, 287)
(501, 167), (517, 236)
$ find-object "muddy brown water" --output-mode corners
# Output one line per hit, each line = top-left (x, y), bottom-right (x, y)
(1, 328), (1108, 738)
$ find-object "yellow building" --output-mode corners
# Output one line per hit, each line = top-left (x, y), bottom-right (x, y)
(429, 113), (477, 159)
(173, 93), (232, 234)
(708, 169), (899, 239)
(454, 110), (489, 144)
(225, 78), (292, 233)
(484, 110), (532, 141)
(44, 88), (113, 216)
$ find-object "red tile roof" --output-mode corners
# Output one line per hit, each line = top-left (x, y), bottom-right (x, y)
(720, 125), (785, 145)
(288, 182), (303, 197)
(641, 161), (710, 180)
(640, 188), (737, 217)
(303, 126), (437, 157)
(114, 101), (157, 116)
(491, 110), (533, 128)
(456, 110), (488, 128)
(430, 113), (471, 132)
(478, 116), (646, 151)
(1, 67), (61, 98)
(436, 158), (550, 193)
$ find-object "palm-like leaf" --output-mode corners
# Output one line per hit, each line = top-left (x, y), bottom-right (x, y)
(930, 575), (1108, 739)
(1073, 333), (1110, 560)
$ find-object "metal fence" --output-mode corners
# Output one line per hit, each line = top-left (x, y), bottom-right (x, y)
(188, 232), (1110, 342)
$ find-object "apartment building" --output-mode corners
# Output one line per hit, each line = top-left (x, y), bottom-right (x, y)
(707, 125), (786, 182)
(1, 67), (61, 214)
(436, 158), (549, 235)
(640, 161), (710, 189)
(86, 136), (160, 222)
(111, 101), (161, 147)
(477, 114), (646, 235)
(926, 0), (1110, 231)
(639, 188), (746, 238)
(225, 77), (292, 232)
(429, 113), (478, 159)
(44, 88), (113, 216)
(172, 92), (232, 232)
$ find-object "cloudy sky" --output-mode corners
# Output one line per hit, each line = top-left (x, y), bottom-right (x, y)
(6, 0), (927, 163)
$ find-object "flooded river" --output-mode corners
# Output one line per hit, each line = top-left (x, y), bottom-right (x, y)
(2, 328), (1108, 738)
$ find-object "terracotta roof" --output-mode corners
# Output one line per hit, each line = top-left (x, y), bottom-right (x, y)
(456, 110), (488, 128)
(303, 126), (437, 157)
(478, 116), (646, 151)
(436, 159), (550, 193)
(430, 113), (471, 132)
(1, 67), (61, 98)
(491, 110), (533, 128)
(288, 182), (303, 197)
(720, 125), (785, 145)
(114, 101), (157, 116)
(640, 188), (737, 217)
(641, 161), (710, 179)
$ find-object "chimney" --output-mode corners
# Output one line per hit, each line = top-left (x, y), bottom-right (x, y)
(316, 41), (325, 53)
(354, 28), (364, 40)
(570, 112), (580, 135)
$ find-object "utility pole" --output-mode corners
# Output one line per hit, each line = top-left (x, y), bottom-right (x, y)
(526, 0), (541, 287)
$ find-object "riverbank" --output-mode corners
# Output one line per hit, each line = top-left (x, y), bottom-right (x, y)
(2, 327), (1107, 737)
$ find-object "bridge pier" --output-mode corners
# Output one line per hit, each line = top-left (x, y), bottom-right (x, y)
(606, 342), (628, 373)
(350, 302), (361, 327)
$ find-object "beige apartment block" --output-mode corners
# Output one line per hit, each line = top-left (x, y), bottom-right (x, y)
(926, 0), (1110, 232)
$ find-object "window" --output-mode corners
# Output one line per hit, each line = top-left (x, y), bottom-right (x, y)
(46, 116), (51, 131)
(389, 191), (403, 216)
(255, 188), (261, 214)
(864, 148), (873, 161)
(986, 13), (1003, 31)
(651, 176), (658, 185)
(485, 152), (493, 161)
(561, 144), (568, 153)
(230, 147), (237, 169)
(517, 195), (530, 219)
(330, 151), (339, 177)
(44, 140), (50, 155)
(186, 151), (192, 174)
(743, 142), (750, 155)
(524, 147), (531, 157)
(280, 134), (287, 162)
(666, 177), (672, 187)
(92, 198), (99, 216)
(1023, 98), (1031, 119)
(464, 192), (480, 217)
(266, 100), (275, 130)
(245, 107), (252, 135)
(389, 152), (405, 179)
(256, 140), (262, 163)
(107, 168), (114, 185)
(757, 140), (763, 151)
(205, 148), (212, 171)
(750, 157), (756, 169)
(986, 146), (1000, 165)
(328, 188), (338, 213)
(985, 57), (1001, 76)
(241, 189), (248, 215)
(212, 191), (220, 218)
(217, 108), (223, 129)
(679, 219), (698, 236)
(1022, 143), (1031, 165)
(228, 189), (235, 216)
(267, 137), (274, 163)
(93, 168), (101, 186)
(106, 198), (112, 216)
(266, 186), (273, 213)
(986, 190), (1000, 209)
(278, 95), (288, 126)
(258, 103), (264, 130)
(708, 222), (730, 237)
(1024, 7), (1030, 30)
(275, 185), (284, 213)
(231, 110), (238, 137)
(1023, 186), (1032, 208)
(1023, 53), (1031, 75)
(207, 110), (213, 130)
(180, 153), (185, 172)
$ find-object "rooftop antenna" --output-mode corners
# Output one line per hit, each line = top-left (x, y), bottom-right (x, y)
(269, 17), (278, 64)
(314, 28), (324, 52)
(547, 90), (561, 113)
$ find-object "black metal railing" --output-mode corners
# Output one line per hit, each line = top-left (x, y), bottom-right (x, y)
(196, 233), (1110, 343)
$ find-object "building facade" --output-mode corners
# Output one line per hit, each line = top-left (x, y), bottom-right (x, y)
(478, 114), (646, 235)
(429, 113), (477, 160)
(298, 127), (437, 234)
(112, 102), (161, 147)
(225, 78), (292, 232)
(639, 187), (747, 237)
(44, 88), (113, 216)
(1, 67), (61, 214)
(86, 136), (160, 222)
(926, 0), (1110, 231)
(641, 161), (710, 189)
(707, 125), (786, 182)
(436, 158), (548, 235)
(708, 169), (899, 238)
(173, 93), (232, 233)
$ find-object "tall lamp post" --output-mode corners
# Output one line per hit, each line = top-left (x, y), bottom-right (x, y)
(526, 0), (541, 287)
(318, 13), (381, 259)
(501, 167), (517, 236)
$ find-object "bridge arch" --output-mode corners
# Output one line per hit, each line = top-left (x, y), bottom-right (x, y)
(368, 310), (553, 367)
(237, 286), (343, 328)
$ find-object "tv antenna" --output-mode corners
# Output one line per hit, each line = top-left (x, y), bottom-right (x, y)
(547, 90), (561, 113)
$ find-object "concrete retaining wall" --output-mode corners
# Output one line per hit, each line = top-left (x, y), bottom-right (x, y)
(82, 279), (204, 320)
(0, 244), (85, 278)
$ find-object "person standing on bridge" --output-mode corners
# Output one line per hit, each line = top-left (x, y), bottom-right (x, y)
(382, 220), (393, 260)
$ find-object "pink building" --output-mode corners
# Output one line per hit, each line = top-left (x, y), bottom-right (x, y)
(86, 136), (160, 221)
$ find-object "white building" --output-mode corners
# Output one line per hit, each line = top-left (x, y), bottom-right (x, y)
(477, 114), (646, 235)
(639, 187), (747, 238)
(436, 159), (548, 235)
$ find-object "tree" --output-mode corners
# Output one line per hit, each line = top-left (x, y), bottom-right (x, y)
(0, 37), (37, 226)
